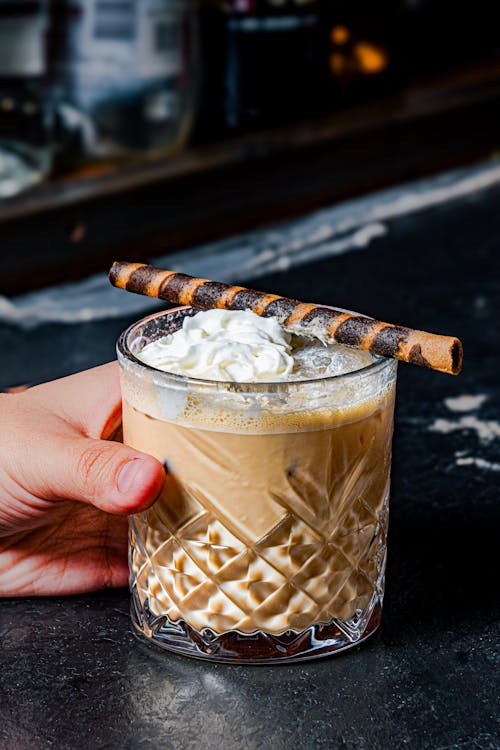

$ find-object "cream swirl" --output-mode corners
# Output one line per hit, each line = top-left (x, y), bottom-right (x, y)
(137, 309), (294, 382)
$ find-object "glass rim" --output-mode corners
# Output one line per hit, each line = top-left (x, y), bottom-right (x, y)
(117, 307), (396, 393)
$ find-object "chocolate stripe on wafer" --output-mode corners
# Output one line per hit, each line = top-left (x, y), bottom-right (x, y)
(109, 261), (463, 375)
(335, 316), (380, 347)
(371, 325), (409, 358)
(192, 281), (229, 308)
(262, 298), (300, 319)
(229, 289), (271, 312)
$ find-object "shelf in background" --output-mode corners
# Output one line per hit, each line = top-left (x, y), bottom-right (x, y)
(1, 58), (500, 295)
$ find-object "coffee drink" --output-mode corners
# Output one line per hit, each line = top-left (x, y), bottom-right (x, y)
(118, 307), (397, 661)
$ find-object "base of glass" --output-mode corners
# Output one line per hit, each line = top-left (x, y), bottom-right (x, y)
(0, 142), (50, 198)
(130, 589), (383, 664)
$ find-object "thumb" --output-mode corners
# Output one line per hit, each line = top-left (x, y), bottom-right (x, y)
(49, 435), (165, 514)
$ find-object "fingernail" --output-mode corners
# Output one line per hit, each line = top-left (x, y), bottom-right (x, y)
(117, 458), (144, 494)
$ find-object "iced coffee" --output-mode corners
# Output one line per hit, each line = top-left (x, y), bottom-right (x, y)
(118, 307), (397, 663)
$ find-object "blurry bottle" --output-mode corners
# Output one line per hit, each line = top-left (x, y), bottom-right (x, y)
(0, 0), (53, 198)
(197, 0), (325, 134)
(50, 0), (198, 169)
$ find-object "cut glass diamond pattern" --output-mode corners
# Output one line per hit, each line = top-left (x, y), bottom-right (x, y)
(130, 482), (390, 649)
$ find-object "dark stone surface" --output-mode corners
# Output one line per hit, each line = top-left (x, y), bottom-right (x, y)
(1, 183), (500, 749)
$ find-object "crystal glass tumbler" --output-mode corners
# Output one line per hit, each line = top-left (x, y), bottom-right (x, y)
(117, 308), (397, 663)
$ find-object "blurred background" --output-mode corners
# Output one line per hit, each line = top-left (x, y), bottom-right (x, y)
(1, 0), (500, 294)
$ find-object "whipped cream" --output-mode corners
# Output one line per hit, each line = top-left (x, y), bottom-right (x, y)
(137, 309), (294, 382)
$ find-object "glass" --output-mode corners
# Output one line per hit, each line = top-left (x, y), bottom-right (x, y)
(50, 0), (198, 168)
(118, 308), (397, 663)
(198, 0), (324, 133)
(0, 0), (53, 198)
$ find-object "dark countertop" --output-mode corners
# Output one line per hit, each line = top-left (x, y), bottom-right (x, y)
(1, 171), (499, 749)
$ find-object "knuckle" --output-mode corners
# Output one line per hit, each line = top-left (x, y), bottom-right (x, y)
(76, 443), (117, 497)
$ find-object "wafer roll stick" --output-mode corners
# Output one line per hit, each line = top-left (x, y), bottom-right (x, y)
(109, 261), (463, 375)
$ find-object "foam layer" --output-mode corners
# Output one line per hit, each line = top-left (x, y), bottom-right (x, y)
(120, 358), (394, 434)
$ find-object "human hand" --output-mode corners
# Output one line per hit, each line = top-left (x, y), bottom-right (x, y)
(0, 363), (165, 596)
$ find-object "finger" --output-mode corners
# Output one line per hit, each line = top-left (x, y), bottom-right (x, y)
(47, 435), (165, 514)
(31, 363), (122, 439)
